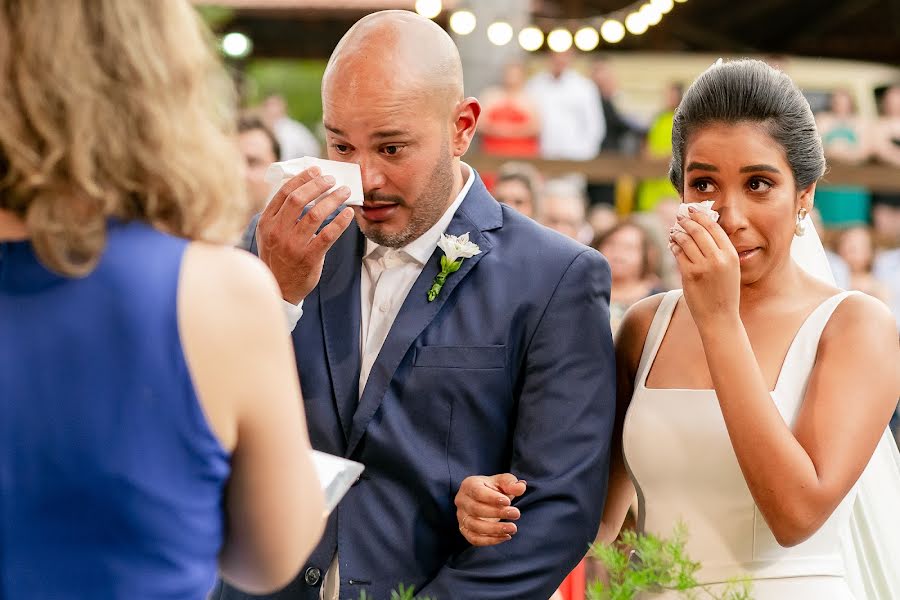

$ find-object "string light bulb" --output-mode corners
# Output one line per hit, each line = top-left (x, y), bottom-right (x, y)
(487, 21), (514, 46)
(414, 0), (442, 19)
(651, 0), (675, 13)
(449, 10), (476, 35)
(518, 26), (545, 51)
(547, 28), (573, 52)
(625, 11), (649, 34)
(221, 32), (252, 58)
(574, 26), (600, 51)
(639, 3), (663, 26)
(600, 19), (626, 43)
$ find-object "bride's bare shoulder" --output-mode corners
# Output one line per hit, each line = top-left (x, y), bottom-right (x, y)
(822, 291), (897, 348)
(615, 292), (669, 369)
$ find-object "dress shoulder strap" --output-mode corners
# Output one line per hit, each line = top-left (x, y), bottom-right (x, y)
(773, 290), (861, 395)
(634, 289), (683, 388)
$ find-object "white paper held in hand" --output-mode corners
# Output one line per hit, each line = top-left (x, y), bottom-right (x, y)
(311, 450), (365, 515)
(264, 156), (365, 207)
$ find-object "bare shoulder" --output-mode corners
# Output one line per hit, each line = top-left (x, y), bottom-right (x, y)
(180, 242), (281, 314)
(821, 292), (898, 351)
(616, 292), (668, 368)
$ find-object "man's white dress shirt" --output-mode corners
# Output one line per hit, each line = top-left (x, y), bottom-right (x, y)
(526, 69), (605, 161)
(281, 164), (474, 599)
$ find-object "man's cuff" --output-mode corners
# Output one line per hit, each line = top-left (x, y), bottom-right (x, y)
(282, 298), (304, 331)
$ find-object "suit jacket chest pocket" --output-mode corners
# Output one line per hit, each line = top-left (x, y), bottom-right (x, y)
(413, 345), (506, 370)
(410, 344), (511, 431)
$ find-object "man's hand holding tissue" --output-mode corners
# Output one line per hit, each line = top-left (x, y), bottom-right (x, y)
(256, 166), (355, 304)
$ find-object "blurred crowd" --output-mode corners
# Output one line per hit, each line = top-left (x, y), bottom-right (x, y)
(238, 55), (900, 441)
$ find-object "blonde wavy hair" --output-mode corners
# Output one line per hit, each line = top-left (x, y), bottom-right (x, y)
(0, 0), (247, 276)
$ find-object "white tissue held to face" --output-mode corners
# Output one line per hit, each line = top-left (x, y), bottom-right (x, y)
(674, 200), (720, 233)
(264, 156), (365, 208)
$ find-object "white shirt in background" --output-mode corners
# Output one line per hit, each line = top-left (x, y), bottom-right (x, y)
(526, 69), (605, 161)
(273, 116), (321, 160)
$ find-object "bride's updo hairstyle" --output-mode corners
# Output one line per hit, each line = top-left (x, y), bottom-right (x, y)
(669, 59), (826, 195)
(0, 1), (246, 276)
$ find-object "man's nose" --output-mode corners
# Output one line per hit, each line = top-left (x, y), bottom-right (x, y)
(358, 155), (386, 193)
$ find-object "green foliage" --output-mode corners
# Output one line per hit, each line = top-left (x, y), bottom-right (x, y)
(244, 59), (327, 127)
(194, 5), (235, 32)
(587, 523), (753, 600)
(358, 584), (435, 600)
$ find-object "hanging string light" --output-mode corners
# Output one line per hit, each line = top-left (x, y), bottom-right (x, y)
(429, 0), (686, 51)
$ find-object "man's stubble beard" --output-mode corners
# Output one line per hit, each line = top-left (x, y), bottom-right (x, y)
(362, 147), (455, 249)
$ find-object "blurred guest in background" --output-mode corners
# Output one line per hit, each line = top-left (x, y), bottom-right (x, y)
(260, 93), (321, 159)
(492, 161), (542, 219)
(478, 62), (540, 158)
(540, 177), (591, 243)
(836, 226), (892, 304)
(593, 221), (664, 333)
(591, 57), (641, 155)
(587, 57), (642, 207)
(635, 82), (682, 211)
(872, 85), (900, 247)
(588, 203), (619, 240)
(0, 1), (325, 598)
(527, 50), (605, 160)
(814, 89), (872, 228)
(872, 244), (900, 331)
(817, 89), (872, 164)
(238, 114), (280, 216)
(873, 85), (900, 167)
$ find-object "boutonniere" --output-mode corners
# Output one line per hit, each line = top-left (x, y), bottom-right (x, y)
(427, 232), (481, 302)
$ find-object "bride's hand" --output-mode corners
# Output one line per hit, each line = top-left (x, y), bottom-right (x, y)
(454, 474), (526, 547)
(669, 206), (741, 327)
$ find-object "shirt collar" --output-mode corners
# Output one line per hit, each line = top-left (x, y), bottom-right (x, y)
(364, 162), (475, 265)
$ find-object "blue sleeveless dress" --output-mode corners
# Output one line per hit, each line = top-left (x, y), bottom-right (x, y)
(0, 221), (231, 599)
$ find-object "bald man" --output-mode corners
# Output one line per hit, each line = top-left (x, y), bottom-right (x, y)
(216, 11), (615, 600)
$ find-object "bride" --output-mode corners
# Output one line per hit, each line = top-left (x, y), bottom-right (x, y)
(453, 59), (900, 598)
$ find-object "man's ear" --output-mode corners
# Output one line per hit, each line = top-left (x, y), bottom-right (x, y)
(451, 97), (480, 158)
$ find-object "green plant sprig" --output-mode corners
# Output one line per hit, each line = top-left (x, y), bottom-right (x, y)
(587, 523), (753, 600)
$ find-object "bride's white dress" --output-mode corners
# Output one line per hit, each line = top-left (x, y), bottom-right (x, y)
(623, 289), (860, 598)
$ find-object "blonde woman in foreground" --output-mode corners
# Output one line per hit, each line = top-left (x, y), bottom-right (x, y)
(0, 1), (338, 597)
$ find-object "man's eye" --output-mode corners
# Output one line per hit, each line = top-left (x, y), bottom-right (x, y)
(382, 145), (402, 156)
(333, 144), (350, 154)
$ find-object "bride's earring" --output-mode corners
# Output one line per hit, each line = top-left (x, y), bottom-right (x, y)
(794, 208), (808, 237)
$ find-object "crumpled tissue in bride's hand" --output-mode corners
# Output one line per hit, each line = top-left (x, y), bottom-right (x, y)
(674, 201), (719, 233)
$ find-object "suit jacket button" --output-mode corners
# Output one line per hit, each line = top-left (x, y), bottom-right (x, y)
(304, 567), (322, 586)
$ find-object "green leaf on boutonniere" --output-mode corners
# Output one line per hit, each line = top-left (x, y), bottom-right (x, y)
(427, 232), (481, 302)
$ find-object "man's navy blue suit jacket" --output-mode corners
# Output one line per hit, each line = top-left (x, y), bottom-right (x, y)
(216, 171), (616, 600)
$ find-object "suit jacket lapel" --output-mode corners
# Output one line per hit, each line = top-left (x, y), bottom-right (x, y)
(319, 221), (364, 445)
(347, 174), (503, 455)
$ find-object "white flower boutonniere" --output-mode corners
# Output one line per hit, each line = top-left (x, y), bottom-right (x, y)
(427, 232), (481, 302)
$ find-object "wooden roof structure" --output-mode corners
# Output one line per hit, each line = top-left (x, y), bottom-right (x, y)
(195, 0), (899, 64)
